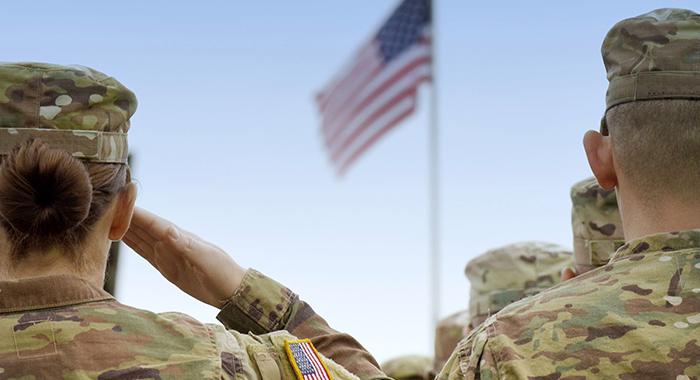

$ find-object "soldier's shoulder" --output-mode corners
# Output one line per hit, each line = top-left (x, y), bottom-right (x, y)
(99, 301), (216, 339)
(464, 248), (700, 378)
(90, 303), (361, 380)
(51, 301), (362, 380)
(485, 254), (656, 335)
(0, 300), (227, 379)
(209, 326), (361, 380)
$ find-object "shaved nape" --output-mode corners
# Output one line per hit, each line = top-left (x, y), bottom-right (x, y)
(607, 100), (700, 209)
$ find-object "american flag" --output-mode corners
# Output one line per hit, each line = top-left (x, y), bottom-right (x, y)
(316, 0), (432, 175)
(287, 340), (332, 380)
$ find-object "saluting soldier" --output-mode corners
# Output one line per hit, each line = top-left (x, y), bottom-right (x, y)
(0, 63), (387, 380)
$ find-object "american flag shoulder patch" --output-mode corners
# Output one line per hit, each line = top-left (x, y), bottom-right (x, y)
(284, 339), (333, 380)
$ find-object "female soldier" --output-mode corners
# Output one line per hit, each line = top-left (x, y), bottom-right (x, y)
(0, 63), (387, 380)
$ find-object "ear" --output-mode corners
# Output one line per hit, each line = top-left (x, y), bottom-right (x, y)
(108, 183), (137, 241)
(583, 130), (618, 190)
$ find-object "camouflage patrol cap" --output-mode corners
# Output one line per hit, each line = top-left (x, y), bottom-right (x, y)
(466, 241), (571, 320)
(601, 8), (700, 134)
(0, 62), (136, 163)
(381, 355), (432, 380)
(570, 177), (625, 272)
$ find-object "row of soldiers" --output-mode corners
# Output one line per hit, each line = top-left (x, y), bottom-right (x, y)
(0, 6), (698, 380)
(382, 176), (622, 380)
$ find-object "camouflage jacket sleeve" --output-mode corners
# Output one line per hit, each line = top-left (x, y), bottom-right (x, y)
(217, 269), (390, 380)
(207, 324), (362, 380)
(436, 324), (498, 380)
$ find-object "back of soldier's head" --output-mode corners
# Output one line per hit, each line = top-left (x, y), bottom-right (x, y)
(432, 309), (469, 374)
(465, 241), (571, 327)
(0, 63), (136, 263)
(381, 355), (432, 380)
(601, 9), (700, 207)
(431, 243), (569, 373)
(570, 177), (624, 273)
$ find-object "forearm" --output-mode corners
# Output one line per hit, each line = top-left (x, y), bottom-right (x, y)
(217, 269), (390, 380)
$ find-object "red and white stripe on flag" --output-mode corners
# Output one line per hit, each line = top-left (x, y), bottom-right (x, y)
(315, 0), (432, 175)
(285, 339), (333, 380)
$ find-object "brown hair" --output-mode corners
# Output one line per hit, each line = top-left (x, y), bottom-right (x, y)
(0, 138), (129, 260)
(607, 99), (700, 205)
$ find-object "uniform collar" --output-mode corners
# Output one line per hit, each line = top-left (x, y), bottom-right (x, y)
(612, 229), (700, 261)
(0, 274), (113, 313)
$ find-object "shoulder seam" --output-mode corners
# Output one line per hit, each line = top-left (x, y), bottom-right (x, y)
(486, 317), (503, 379)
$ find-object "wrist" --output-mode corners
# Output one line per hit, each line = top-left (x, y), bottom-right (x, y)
(216, 269), (298, 333)
(217, 265), (248, 309)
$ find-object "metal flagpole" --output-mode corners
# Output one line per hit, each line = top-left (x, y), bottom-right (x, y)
(428, 0), (441, 345)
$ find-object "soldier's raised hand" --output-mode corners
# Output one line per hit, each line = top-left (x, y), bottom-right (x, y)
(123, 207), (246, 308)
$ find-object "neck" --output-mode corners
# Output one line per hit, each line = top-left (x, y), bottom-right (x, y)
(1, 247), (107, 288)
(619, 192), (700, 241)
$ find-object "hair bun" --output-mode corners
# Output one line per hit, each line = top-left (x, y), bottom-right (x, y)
(0, 139), (93, 236)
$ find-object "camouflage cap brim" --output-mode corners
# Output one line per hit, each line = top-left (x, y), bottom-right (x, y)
(601, 71), (700, 135)
(0, 128), (128, 164)
(469, 286), (551, 320)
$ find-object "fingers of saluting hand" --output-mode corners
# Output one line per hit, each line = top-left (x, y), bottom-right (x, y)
(122, 207), (244, 308)
(123, 230), (157, 266)
(124, 225), (184, 282)
(124, 208), (184, 264)
(128, 208), (178, 243)
(126, 207), (206, 263)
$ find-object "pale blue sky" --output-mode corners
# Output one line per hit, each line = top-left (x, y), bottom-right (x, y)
(5, 0), (698, 361)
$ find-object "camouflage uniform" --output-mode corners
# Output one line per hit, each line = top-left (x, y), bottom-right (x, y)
(438, 9), (700, 379)
(439, 232), (700, 379)
(218, 270), (387, 380)
(0, 272), (366, 380)
(432, 242), (571, 373)
(0, 63), (388, 380)
(570, 176), (624, 274)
